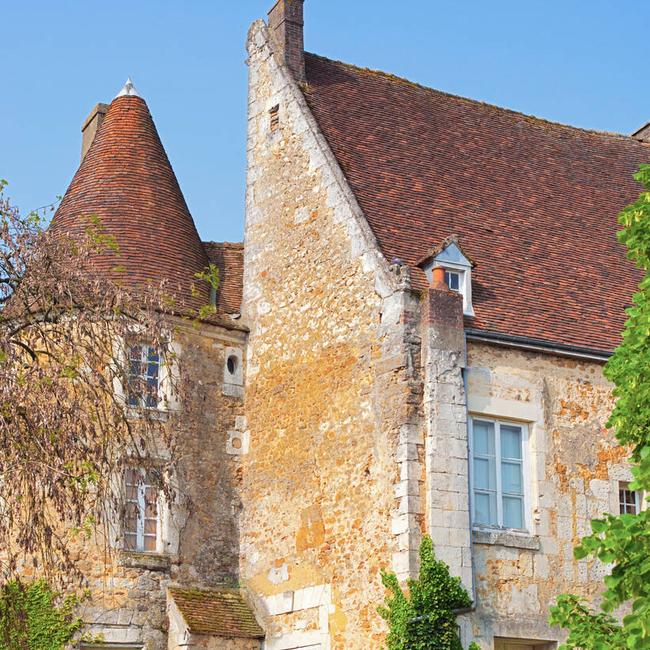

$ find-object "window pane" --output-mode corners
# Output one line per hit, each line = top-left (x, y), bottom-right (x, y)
(474, 491), (497, 526)
(500, 425), (522, 460)
(473, 420), (495, 456)
(124, 533), (137, 551)
(474, 457), (496, 491)
(503, 495), (524, 529)
(445, 271), (461, 291)
(501, 461), (523, 495)
(144, 535), (157, 552)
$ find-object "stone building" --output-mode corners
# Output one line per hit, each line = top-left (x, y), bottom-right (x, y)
(36, 1), (650, 648)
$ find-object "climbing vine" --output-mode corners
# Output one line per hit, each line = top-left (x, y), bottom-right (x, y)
(0, 580), (83, 650)
(549, 164), (650, 648)
(379, 535), (480, 650)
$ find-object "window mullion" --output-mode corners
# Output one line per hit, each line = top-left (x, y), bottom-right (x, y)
(495, 421), (503, 527)
(137, 478), (145, 551)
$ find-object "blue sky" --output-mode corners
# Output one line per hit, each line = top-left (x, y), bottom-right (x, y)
(2, 1), (648, 243)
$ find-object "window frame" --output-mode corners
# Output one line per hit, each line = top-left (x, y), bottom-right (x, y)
(619, 481), (641, 515)
(126, 343), (163, 410)
(469, 416), (531, 532)
(444, 269), (462, 293)
(123, 467), (162, 555)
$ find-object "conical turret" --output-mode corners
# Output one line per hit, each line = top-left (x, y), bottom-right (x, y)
(51, 81), (210, 310)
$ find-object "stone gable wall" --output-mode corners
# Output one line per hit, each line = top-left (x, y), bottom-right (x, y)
(241, 19), (422, 650)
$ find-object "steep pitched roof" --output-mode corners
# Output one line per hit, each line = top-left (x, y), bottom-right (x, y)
(168, 587), (264, 638)
(202, 241), (244, 314)
(303, 52), (649, 354)
(51, 93), (210, 311)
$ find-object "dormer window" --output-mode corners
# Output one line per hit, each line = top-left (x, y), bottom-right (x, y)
(445, 270), (462, 293)
(418, 235), (475, 316)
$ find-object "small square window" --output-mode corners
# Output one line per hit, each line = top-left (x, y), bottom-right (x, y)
(619, 482), (640, 515)
(127, 344), (161, 409)
(123, 468), (160, 553)
(445, 270), (462, 292)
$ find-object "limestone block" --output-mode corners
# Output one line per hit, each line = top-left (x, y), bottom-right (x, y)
(265, 591), (294, 616)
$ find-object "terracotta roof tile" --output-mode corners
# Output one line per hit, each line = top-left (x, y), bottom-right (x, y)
(303, 53), (649, 353)
(168, 587), (263, 638)
(51, 95), (210, 311)
(202, 241), (243, 315)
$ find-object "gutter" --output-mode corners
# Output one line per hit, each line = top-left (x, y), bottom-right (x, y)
(465, 328), (612, 363)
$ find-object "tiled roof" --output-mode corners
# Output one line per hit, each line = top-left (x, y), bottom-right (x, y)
(168, 587), (264, 638)
(202, 241), (244, 314)
(303, 52), (649, 353)
(51, 94), (210, 311)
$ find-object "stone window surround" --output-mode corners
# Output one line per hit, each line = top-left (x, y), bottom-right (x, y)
(103, 460), (183, 569)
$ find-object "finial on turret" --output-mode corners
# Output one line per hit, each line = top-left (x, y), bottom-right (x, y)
(115, 77), (140, 98)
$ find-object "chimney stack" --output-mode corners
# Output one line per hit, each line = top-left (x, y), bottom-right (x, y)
(81, 103), (109, 161)
(268, 0), (305, 83)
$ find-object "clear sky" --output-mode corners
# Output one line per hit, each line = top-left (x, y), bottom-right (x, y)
(2, 1), (648, 243)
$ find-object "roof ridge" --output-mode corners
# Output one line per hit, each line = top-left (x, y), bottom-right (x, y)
(304, 51), (645, 142)
(202, 241), (244, 248)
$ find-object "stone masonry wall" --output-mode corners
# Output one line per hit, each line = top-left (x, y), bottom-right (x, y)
(422, 286), (473, 592)
(241, 19), (422, 650)
(462, 342), (629, 647)
(64, 320), (248, 649)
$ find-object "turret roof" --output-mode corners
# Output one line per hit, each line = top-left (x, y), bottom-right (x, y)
(51, 88), (210, 311)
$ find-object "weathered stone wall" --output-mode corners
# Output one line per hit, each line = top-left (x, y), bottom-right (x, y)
(65, 319), (249, 649)
(421, 286), (473, 592)
(462, 342), (628, 647)
(241, 19), (421, 650)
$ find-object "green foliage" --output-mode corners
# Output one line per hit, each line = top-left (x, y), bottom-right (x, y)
(379, 536), (478, 649)
(195, 263), (221, 292)
(0, 580), (83, 650)
(549, 164), (650, 648)
(193, 263), (221, 319)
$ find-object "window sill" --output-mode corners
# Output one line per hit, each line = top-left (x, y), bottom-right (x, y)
(472, 528), (540, 551)
(119, 551), (171, 572)
(125, 407), (169, 422)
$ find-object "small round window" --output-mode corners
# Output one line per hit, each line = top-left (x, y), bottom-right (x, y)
(227, 355), (238, 376)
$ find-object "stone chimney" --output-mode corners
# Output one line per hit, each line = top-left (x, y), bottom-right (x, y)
(268, 0), (305, 83)
(81, 103), (109, 161)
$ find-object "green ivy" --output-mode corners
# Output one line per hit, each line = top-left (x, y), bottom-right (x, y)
(0, 580), (83, 650)
(379, 535), (480, 650)
(549, 164), (650, 649)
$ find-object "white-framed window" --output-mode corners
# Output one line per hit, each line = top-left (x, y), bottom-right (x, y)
(127, 344), (161, 409)
(470, 417), (528, 531)
(619, 482), (640, 515)
(445, 269), (462, 292)
(123, 468), (160, 553)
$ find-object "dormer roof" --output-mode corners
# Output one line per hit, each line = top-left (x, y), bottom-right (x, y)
(50, 89), (210, 311)
(417, 235), (475, 269)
